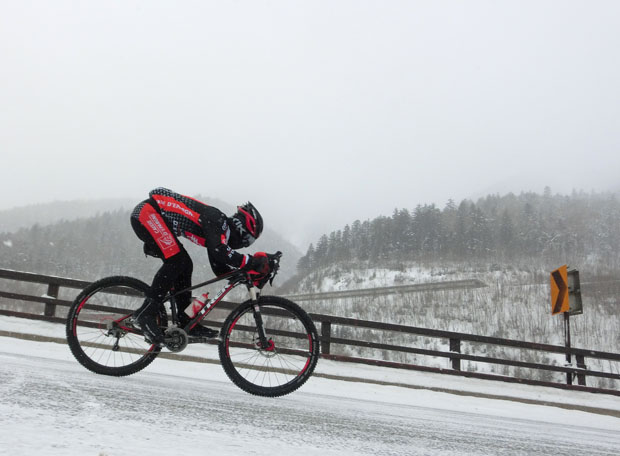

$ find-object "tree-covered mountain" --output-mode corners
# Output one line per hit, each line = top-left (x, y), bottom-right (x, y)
(296, 188), (620, 276)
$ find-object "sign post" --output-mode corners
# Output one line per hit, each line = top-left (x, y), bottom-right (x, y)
(550, 265), (584, 385)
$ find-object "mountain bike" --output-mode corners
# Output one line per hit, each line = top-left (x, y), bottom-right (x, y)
(65, 252), (320, 397)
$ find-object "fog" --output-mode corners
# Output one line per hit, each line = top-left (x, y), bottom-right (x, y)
(2, 1), (619, 249)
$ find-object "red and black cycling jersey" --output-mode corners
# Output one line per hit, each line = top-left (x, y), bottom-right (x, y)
(135, 187), (249, 269)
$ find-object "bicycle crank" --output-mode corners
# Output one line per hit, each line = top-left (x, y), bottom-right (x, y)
(164, 327), (189, 353)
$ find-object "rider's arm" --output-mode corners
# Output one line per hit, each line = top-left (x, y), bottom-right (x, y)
(202, 212), (250, 269)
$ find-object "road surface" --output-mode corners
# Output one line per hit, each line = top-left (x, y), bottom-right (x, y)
(1, 343), (619, 456)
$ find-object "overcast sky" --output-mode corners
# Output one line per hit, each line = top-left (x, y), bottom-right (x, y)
(1, 1), (619, 249)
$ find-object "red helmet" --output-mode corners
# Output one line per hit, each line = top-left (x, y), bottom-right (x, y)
(231, 201), (263, 247)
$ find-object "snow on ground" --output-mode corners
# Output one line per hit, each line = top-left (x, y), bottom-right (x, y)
(304, 264), (532, 293)
(315, 266), (449, 292)
(2, 335), (620, 456)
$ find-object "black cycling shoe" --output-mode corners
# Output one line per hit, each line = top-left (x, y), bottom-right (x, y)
(187, 324), (219, 339)
(133, 311), (164, 345)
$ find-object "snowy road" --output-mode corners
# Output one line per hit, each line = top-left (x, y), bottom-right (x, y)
(1, 339), (620, 456)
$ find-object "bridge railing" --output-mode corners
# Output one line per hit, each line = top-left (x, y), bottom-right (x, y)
(1, 268), (619, 396)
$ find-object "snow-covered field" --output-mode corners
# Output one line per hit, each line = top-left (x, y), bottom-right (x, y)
(288, 263), (620, 391)
(1, 316), (620, 455)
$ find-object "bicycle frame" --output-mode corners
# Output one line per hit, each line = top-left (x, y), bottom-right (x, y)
(162, 269), (270, 347)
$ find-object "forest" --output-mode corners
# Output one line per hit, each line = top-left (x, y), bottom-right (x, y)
(296, 188), (620, 274)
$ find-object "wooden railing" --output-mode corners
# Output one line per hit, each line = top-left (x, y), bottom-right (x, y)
(1, 268), (619, 396)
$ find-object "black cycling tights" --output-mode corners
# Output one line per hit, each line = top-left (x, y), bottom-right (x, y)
(130, 200), (194, 312)
(148, 250), (193, 308)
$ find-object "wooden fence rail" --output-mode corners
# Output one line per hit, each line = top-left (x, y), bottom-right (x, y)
(1, 268), (619, 396)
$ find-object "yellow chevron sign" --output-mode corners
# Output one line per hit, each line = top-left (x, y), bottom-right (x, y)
(550, 265), (570, 315)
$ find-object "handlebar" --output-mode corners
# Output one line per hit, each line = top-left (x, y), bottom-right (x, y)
(231, 250), (283, 289)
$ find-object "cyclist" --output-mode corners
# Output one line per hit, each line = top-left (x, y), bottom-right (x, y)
(130, 187), (270, 344)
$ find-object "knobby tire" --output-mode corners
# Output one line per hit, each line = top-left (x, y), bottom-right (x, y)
(218, 296), (320, 397)
(66, 276), (164, 377)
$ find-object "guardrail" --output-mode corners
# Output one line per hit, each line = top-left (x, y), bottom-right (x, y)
(281, 279), (487, 301)
(1, 268), (619, 396)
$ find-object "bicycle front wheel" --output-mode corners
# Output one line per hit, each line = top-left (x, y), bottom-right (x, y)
(218, 296), (320, 397)
(66, 276), (165, 376)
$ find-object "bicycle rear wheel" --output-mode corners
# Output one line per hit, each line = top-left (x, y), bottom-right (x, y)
(218, 296), (320, 397)
(66, 276), (165, 376)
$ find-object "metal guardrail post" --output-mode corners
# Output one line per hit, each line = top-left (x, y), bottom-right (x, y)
(564, 312), (573, 385)
(450, 338), (461, 371)
(44, 283), (60, 318)
(321, 321), (332, 355)
(575, 354), (587, 386)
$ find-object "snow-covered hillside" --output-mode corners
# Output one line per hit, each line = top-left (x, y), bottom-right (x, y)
(283, 262), (620, 388)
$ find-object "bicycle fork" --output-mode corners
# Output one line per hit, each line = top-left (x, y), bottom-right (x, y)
(249, 287), (274, 351)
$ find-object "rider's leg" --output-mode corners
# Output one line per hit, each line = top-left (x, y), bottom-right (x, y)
(130, 201), (192, 344)
(174, 259), (219, 338)
(171, 263), (192, 316)
(131, 251), (193, 343)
